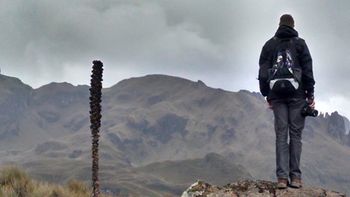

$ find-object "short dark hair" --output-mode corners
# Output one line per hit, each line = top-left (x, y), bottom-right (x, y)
(279, 14), (294, 28)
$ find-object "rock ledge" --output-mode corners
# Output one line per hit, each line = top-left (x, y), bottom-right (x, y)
(181, 180), (346, 197)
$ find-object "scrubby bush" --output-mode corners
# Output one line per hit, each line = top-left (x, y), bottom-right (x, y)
(0, 166), (34, 196)
(0, 166), (111, 197)
(67, 179), (91, 195)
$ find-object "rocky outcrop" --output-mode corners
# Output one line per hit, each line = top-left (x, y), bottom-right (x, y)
(327, 111), (350, 146)
(181, 180), (346, 197)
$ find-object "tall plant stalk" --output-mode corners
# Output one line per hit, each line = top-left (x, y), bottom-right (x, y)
(90, 60), (103, 197)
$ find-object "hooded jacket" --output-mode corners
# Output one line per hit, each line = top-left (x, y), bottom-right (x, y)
(258, 25), (315, 100)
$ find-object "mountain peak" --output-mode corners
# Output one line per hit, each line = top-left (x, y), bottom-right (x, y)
(113, 74), (205, 89)
(36, 82), (78, 91)
(106, 74), (216, 100)
(0, 74), (32, 91)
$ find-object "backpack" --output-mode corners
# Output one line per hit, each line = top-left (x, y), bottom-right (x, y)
(267, 37), (302, 96)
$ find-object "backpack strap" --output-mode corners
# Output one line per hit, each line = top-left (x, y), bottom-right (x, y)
(272, 37), (300, 67)
(288, 37), (300, 67)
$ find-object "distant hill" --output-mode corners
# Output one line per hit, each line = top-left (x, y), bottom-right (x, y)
(136, 152), (252, 187)
(0, 73), (350, 196)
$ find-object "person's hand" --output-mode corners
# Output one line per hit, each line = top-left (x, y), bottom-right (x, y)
(267, 99), (273, 109)
(307, 97), (315, 109)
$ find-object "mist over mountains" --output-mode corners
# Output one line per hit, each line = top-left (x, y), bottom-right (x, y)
(0, 74), (350, 196)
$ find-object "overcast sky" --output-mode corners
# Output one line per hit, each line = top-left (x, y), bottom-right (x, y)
(1, 0), (350, 118)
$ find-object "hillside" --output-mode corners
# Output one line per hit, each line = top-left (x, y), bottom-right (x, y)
(135, 153), (252, 193)
(0, 73), (350, 196)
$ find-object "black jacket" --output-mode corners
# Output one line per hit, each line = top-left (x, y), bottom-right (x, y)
(258, 25), (315, 100)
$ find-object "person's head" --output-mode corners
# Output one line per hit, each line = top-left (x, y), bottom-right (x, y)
(279, 14), (294, 28)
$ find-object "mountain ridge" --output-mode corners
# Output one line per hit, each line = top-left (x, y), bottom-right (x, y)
(0, 73), (350, 196)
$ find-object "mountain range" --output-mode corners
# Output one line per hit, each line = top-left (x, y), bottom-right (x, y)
(0, 74), (350, 196)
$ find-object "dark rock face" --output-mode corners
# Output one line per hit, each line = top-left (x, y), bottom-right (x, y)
(63, 115), (88, 132)
(147, 113), (188, 142)
(127, 113), (188, 143)
(181, 180), (346, 197)
(221, 128), (235, 144)
(328, 112), (347, 143)
(147, 94), (166, 105)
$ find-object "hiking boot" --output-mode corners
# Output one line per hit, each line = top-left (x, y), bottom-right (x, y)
(277, 178), (288, 189)
(290, 178), (302, 188)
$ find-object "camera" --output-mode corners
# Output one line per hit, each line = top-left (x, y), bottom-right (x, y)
(301, 102), (318, 117)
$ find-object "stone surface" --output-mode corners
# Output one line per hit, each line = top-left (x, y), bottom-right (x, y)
(181, 180), (346, 197)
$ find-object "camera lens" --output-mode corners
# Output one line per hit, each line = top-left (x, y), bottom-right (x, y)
(312, 109), (319, 117)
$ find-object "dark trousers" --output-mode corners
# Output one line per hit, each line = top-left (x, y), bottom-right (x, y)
(271, 98), (306, 180)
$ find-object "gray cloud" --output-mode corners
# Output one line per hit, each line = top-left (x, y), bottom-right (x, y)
(1, 0), (350, 116)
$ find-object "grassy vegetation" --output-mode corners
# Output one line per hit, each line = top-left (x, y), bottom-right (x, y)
(0, 166), (111, 197)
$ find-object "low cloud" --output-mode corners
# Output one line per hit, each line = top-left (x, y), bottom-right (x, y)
(0, 0), (350, 117)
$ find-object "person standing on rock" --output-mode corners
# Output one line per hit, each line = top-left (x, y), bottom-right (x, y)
(258, 14), (316, 189)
